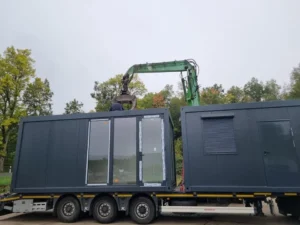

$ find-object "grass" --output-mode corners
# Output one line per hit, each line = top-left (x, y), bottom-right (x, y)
(0, 176), (11, 193)
(0, 176), (11, 186)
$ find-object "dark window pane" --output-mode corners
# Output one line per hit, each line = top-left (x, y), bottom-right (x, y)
(141, 117), (164, 183)
(113, 118), (136, 185)
(203, 118), (236, 154)
(87, 120), (110, 184)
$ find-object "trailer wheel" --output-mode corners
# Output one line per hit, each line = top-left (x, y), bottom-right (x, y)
(130, 197), (155, 224)
(93, 196), (117, 223)
(56, 196), (81, 223)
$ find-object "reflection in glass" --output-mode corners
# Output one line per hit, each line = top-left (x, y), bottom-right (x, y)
(141, 117), (163, 183)
(87, 120), (110, 184)
(113, 118), (136, 185)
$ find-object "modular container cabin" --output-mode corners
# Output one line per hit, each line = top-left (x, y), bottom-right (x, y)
(2, 100), (300, 224)
(10, 108), (176, 194)
(181, 100), (300, 194)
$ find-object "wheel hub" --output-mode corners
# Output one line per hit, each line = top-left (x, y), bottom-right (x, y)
(63, 202), (75, 216)
(99, 203), (111, 217)
(136, 203), (149, 218)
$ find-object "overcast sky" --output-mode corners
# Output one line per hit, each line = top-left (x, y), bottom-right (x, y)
(1, 0), (300, 114)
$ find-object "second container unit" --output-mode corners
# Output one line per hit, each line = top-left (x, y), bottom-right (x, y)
(181, 100), (300, 193)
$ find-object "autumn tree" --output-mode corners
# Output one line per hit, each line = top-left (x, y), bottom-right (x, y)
(152, 93), (165, 108)
(23, 78), (53, 116)
(64, 99), (84, 114)
(91, 74), (147, 111)
(0, 46), (35, 171)
(160, 84), (175, 107)
(200, 84), (225, 105)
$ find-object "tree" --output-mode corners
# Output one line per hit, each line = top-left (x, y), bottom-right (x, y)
(169, 97), (186, 138)
(243, 77), (264, 102)
(0, 46), (35, 171)
(225, 86), (245, 103)
(152, 93), (165, 108)
(91, 74), (147, 111)
(64, 99), (84, 114)
(23, 78), (53, 116)
(263, 79), (281, 101)
(289, 63), (300, 99)
(200, 84), (225, 105)
(137, 93), (154, 109)
(175, 138), (183, 178)
(160, 84), (174, 107)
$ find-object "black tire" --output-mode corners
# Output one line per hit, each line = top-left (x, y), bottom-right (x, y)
(93, 196), (118, 224)
(129, 197), (156, 224)
(56, 196), (81, 223)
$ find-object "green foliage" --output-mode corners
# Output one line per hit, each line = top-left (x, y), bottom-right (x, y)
(0, 176), (11, 186)
(289, 63), (300, 99)
(201, 84), (225, 105)
(23, 78), (53, 116)
(64, 99), (84, 114)
(263, 79), (281, 101)
(243, 77), (264, 102)
(137, 93), (154, 109)
(175, 138), (183, 176)
(91, 74), (147, 111)
(169, 97), (186, 138)
(225, 86), (245, 103)
(160, 84), (174, 107)
(0, 46), (36, 171)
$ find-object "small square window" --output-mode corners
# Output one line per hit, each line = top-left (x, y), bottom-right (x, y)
(202, 117), (236, 154)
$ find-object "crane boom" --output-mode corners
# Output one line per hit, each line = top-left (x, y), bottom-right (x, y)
(116, 59), (201, 109)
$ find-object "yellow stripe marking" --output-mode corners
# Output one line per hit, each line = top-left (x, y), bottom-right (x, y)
(156, 194), (194, 198)
(22, 196), (52, 199)
(0, 197), (19, 202)
(197, 194), (233, 198)
(236, 194), (254, 198)
(284, 193), (297, 196)
(83, 194), (95, 198)
(117, 194), (132, 197)
(254, 193), (271, 196)
(76, 194), (95, 198)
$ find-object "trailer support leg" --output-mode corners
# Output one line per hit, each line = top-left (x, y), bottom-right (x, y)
(267, 198), (275, 216)
(254, 200), (264, 216)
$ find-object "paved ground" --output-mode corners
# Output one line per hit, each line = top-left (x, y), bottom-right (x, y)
(0, 204), (299, 225)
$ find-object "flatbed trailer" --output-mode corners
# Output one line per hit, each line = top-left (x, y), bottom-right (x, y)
(1, 100), (300, 224)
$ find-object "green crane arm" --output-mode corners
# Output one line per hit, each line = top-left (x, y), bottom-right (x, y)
(116, 59), (201, 108)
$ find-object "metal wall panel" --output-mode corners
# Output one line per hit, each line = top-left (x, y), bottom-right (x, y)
(182, 100), (300, 193)
(11, 108), (175, 194)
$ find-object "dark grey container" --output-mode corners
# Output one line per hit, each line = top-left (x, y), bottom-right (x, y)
(181, 100), (300, 193)
(11, 108), (176, 194)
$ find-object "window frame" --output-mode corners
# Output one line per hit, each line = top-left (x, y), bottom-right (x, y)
(112, 116), (138, 185)
(85, 119), (111, 186)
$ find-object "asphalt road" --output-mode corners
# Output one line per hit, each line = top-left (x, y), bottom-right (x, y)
(0, 203), (299, 225)
(0, 212), (299, 225)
